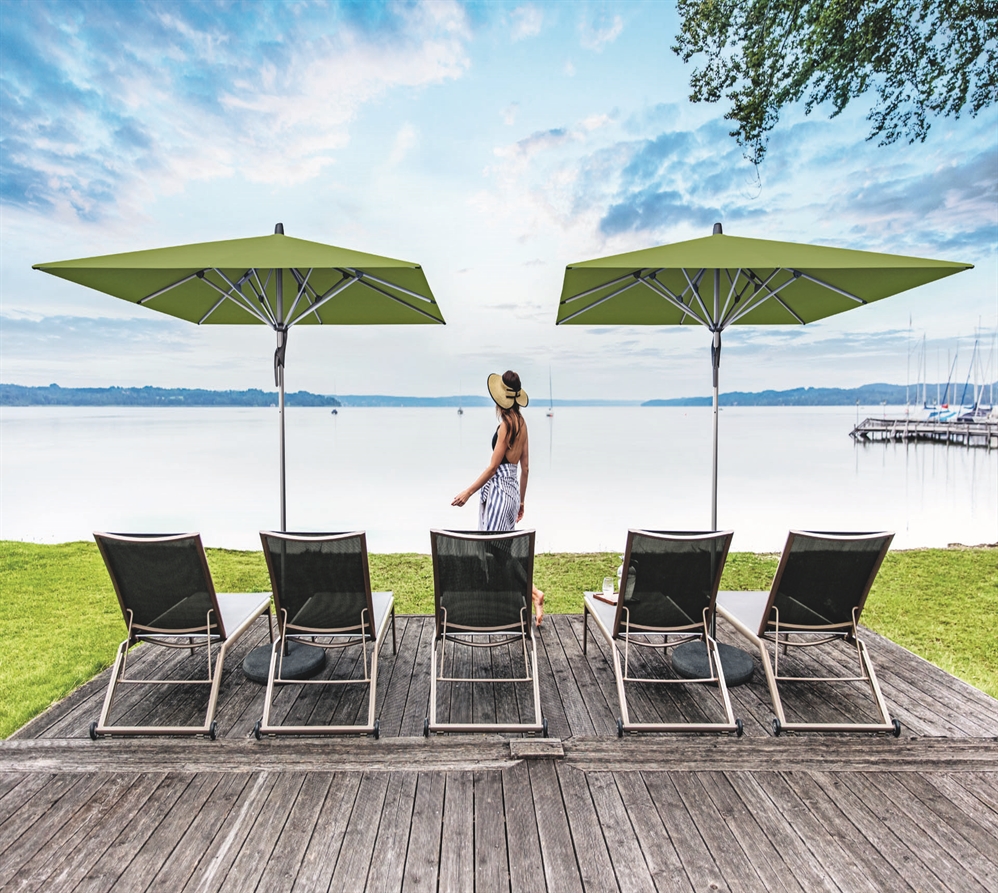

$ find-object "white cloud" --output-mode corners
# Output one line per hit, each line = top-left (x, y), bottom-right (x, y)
(503, 102), (520, 126)
(564, 60), (576, 76)
(388, 124), (419, 166)
(4, 0), (473, 222)
(510, 5), (543, 41)
(579, 14), (623, 52)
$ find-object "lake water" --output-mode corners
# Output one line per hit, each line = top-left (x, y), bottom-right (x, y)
(1, 406), (995, 553)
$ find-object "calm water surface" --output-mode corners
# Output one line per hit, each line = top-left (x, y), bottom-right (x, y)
(1, 406), (995, 553)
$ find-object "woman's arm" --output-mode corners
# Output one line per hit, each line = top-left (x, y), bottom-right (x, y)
(517, 425), (529, 522)
(452, 420), (508, 507)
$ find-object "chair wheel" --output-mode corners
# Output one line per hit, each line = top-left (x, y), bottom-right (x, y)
(892, 719), (901, 737)
(373, 720), (380, 740)
(208, 721), (218, 740)
(423, 717), (430, 738)
(772, 718), (782, 736)
(735, 719), (744, 738)
(616, 718), (624, 738)
(253, 721), (263, 741)
(542, 718), (549, 738)
(89, 721), (99, 741)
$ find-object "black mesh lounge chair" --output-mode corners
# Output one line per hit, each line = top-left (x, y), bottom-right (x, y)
(91, 532), (272, 739)
(715, 530), (899, 736)
(583, 530), (743, 737)
(425, 529), (546, 736)
(254, 531), (395, 739)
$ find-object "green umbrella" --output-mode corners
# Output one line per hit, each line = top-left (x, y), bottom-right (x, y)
(557, 223), (972, 529)
(35, 224), (444, 530)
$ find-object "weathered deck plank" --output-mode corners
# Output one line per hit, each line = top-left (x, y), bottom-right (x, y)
(3, 615), (997, 892)
(818, 770), (978, 893)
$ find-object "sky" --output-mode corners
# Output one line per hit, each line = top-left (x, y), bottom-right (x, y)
(1, 0), (996, 402)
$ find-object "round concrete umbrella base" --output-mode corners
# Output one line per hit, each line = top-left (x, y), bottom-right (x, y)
(671, 641), (755, 687)
(243, 641), (326, 685)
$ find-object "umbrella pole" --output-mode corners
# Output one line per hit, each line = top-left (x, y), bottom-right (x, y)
(279, 350), (286, 533)
(275, 260), (288, 533)
(711, 330), (719, 532)
(711, 266), (721, 533)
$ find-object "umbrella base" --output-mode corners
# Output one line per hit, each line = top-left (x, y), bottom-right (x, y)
(243, 641), (326, 685)
(671, 641), (755, 687)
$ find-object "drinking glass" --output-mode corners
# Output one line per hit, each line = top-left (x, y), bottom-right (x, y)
(602, 576), (615, 600)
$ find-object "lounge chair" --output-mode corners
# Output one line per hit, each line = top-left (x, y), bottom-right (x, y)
(91, 532), (272, 739)
(715, 530), (900, 735)
(583, 529), (743, 736)
(254, 531), (395, 739)
(425, 529), (546, 736)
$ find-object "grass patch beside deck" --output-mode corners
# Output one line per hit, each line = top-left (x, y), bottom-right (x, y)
(1, 540), (995, 738)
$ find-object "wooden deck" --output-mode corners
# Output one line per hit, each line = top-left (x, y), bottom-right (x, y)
(3, 614), (997, 891)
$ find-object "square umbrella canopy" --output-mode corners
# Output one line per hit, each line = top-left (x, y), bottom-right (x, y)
(556, 223), (972, 530)
(34, 224), (445, 530)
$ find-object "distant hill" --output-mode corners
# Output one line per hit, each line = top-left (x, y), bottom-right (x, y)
(4, 382), (992, 408)
(643, 383), (996, 407)
(0, 384), (636, 407)
(0, 384), (340, 407)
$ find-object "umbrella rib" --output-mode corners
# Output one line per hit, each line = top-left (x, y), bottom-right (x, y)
(560, 270), (646, 305)
(772, 294), (806, 325)
(724, 271), (801, 327)
(681, 269), (714, 326)
(557, 278), (643, 323)
(198, 294), (230, 326)
(197, 272), (271, 325)
(718, 269), (743, 324)
(138, 272), (202, 305)
(251, 269), (279, 324)
(215, 268), (274, 325)
(719, 271), (756, 327)
(301, 275), (343, 325)
(349, 270), (435, 304)
(213, 268), (276, 326)
(643, 276), (710, 328)
(719, 268), (782, 326)
(243, 272), (279, 327)
(795, 271), (866, 304)
(355, 278), (444, 322)
(285, 268), (314, 324)
(287, 274), (358, 326)
(645, 273), (700, 323)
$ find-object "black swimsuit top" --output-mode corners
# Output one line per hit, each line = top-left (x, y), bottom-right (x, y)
(492, 427), (514, 465)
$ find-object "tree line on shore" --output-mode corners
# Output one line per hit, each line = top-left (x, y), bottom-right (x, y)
(3, 381), (994, 408)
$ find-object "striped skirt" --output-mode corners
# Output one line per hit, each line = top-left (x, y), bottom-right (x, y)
(479, 463), (519, 532)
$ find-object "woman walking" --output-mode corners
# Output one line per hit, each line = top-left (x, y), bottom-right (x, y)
(452, 371), (545, 625)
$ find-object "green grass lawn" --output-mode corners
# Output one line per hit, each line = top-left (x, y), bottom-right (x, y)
(1, 540), (994, 738)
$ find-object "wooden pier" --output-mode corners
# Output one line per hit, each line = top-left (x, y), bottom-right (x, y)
(851, 415), (998, 449)
(2, 614), (997, 891)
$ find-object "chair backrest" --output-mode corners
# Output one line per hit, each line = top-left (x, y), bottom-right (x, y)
(613, 530), (733, 635)
(430, 529), (535, 637)
(763, 530), (895, 632)
(94, 532), (225, 640)
(260, 531), (374, 638)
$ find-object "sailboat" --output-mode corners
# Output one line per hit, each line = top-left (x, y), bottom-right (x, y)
(546, 368), (554, 418)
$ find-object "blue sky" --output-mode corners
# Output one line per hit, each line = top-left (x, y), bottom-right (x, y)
(2, 0), (995, 400)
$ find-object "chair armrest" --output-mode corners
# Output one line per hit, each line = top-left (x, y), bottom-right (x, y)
(716, 590), (770, 639)
(216, 592), (272, 639)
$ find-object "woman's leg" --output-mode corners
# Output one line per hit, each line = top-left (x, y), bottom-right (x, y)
(532, 585), (545, 627)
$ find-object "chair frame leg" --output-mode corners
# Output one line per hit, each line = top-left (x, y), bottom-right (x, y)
(255, 604), (395, 738)
(584, 600), (742, 735)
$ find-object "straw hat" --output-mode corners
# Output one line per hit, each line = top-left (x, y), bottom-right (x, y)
(487, 372), (528, 409)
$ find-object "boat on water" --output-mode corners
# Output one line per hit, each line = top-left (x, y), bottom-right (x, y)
(546, 368), (554, 418)
(457, 407), (463, 415)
